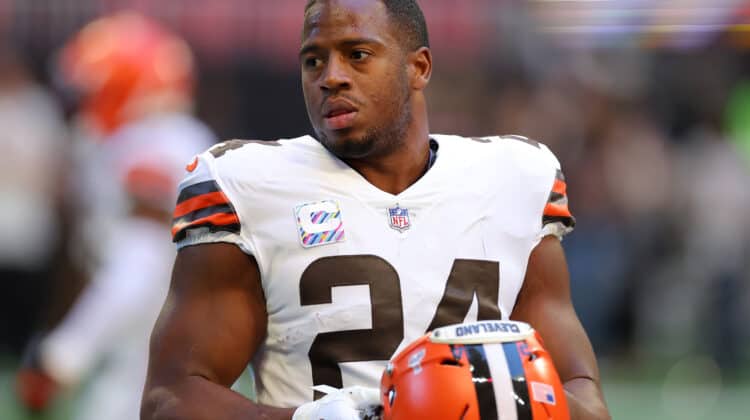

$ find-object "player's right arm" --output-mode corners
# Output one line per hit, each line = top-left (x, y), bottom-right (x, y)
(141, 242), (295, 420)
(142, 146), (294, 418)
(143, 145), (371, 420)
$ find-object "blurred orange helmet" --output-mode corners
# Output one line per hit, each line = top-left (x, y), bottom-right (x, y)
(381, 321), (569, 420)
(58, 11), (194, 135)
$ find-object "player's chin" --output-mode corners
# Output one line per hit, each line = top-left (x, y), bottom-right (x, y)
(321, 131), (375, 159)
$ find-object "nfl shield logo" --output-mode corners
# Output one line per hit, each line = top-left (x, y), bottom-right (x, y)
(388, 205), (411, 231)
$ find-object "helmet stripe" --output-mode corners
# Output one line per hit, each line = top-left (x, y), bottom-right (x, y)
(484, 343), (518, 420)
(465, 344), (498, 420)
(502, 342), (532, 420)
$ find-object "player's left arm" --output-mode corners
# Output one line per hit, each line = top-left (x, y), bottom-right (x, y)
(511, 235), (611, 420)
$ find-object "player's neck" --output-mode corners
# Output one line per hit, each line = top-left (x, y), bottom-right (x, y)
(346, 118), (432, 196)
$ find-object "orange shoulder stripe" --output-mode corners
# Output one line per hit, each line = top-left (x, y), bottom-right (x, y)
(173, 191), (231, 219)
(551, 178), (567, 196)
(544, 202), (572, 218)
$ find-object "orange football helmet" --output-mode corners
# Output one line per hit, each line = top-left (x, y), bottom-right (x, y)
(381, 321), (569, 420)
(58, 11), (194, 135)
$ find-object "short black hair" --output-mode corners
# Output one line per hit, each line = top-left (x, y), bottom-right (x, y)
(305, 0), (429, 51)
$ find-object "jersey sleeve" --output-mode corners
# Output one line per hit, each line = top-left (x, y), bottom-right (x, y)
(540, 163), (576, 240)
(170, 151), (249, 252)
(491, 135), (576, 241)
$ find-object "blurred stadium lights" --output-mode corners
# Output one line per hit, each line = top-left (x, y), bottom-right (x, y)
(529, 0), (749, 48)
(3, 0), (750, 73)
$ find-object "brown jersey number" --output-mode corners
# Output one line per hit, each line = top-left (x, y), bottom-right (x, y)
(299, 255), (501, 398)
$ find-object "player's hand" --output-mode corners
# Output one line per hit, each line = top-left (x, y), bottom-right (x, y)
(15, 333), (60, 412)
(16, 368), (59, 411)
(293, 385), (382, 420)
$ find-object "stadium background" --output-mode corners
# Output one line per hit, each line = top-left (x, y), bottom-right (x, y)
(2, 0), (750, 418)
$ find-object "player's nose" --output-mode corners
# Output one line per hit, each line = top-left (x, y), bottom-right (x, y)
(320, 54), (352, 92)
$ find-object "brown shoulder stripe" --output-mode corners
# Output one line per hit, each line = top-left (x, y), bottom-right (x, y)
(171, 180), (240, 242)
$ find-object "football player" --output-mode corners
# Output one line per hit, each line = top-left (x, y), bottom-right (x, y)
(142, 1), (610, 419)
(16, 12), (215, 420)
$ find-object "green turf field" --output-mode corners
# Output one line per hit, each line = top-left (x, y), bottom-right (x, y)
(1, 358), (746, 419)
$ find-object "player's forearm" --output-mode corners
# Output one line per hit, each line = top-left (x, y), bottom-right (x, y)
(142, 375), (295, 420)
(564, 377), (611, 420)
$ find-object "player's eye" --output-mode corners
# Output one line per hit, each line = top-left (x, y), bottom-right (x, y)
(350, 50), (371, 61)
(303, 56), (323, 70)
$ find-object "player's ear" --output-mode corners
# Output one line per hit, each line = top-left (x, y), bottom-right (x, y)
(408, 47), (432, 90)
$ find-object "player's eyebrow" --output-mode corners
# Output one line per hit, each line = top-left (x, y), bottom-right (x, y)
(299, 37), (383, 57)
(299, 43), (322, 58)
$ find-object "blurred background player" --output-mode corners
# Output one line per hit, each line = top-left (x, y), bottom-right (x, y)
(15, 12), (216, 420)
(0, 45), (68, 359)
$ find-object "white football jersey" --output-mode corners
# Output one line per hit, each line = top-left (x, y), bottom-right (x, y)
(172, 134), (574, 408)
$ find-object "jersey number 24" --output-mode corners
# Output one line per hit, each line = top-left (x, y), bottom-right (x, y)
(300, 254), (502, 398)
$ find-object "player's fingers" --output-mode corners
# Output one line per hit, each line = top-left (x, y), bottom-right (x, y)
(316, 393), (360, 419)
(344, 386), (382, 408)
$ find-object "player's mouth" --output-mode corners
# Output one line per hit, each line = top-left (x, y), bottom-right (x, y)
(322, 100), (359, 131)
